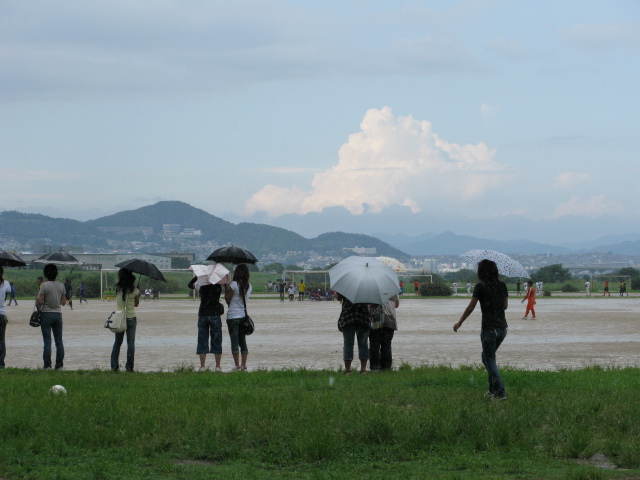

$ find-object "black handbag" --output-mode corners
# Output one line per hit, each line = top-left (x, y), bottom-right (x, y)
(241, 291), (255, 335)
(30, 302), (42, 328)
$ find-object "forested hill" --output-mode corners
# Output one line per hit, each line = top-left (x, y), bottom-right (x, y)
(2, 201), (408, 258)
(86, 201), (234, 238)
(313, 232), (410, 260)
(0, 211), (108, 247)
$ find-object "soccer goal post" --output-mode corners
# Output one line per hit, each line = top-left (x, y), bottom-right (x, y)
(591, 275), (631, 293)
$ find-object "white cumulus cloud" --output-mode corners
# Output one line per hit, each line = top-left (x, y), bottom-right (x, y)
(553, 195), (624, 218)
(246, 107), (505, 217)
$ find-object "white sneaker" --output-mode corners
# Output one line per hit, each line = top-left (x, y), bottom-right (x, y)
(215, 366), (222, 373)
(199, 366), (206, 372)
(521, 316), (528, 320)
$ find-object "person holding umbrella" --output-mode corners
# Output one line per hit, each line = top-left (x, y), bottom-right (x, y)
(37, 264), (67, 370)
(0, 267), (11, 368)
(188, 265), (227, 372)
(110, 269), (141, 372)
(337, 294), (370, 375)
(453, 259), (509, 400)
(224, 264), (252, 371)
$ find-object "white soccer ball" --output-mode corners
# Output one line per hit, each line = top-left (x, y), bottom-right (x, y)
(50, 385), (67, 395)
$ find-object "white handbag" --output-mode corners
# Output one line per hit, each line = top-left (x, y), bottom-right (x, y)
(104, 294), (127, 333)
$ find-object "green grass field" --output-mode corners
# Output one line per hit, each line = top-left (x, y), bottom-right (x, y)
(0, 366), (638, 479)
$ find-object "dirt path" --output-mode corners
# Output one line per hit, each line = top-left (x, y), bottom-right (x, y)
(4, 296), (639, 371)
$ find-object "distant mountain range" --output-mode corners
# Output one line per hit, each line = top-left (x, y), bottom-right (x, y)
(3, 201), (640, 257)
(1, 201), (409, 259)
(373, 231), (640, 256)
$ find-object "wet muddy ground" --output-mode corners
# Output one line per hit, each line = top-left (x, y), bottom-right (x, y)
(4, 295), (639, 371)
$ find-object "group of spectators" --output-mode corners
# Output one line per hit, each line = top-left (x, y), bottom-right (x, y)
(0, 259), (512, 402)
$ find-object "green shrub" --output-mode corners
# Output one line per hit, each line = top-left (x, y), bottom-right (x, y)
(419, 282), (452, 296)
(561, 284), (579, 292)
(543, 290), (552, 296)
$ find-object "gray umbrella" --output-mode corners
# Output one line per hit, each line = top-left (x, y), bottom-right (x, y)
(0, 250), (27, 268)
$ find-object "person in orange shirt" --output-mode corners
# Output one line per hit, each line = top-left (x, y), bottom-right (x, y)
(414, 280), (420, 296)
(603, 281), (610, 296)
(521, 280), (536, 320)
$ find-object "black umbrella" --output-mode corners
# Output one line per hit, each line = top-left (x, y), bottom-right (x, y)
(114, 259), (166, 282)
(34, 251), (83, 265)
(0, 250), (27, 268)
(206, 246), (258, 265)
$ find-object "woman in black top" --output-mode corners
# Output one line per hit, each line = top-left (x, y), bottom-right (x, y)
(453, 259), (509, 400)
(188, 276), (225, 372)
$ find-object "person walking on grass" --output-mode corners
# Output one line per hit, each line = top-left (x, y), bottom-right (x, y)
(37, 264), (67, 370)
(585, 280), (591, 296)
(0, 267), (11, 368)
(225, 264), (252, 371)
(188, 273), (224, 372)
(6, 282), (17, 306)
(453, 259), (509, 400)
(110, 269), (140, 372)
(521, 280), (536, 320)
(603, 281), (610, 296)
(337, 293), (370, 375)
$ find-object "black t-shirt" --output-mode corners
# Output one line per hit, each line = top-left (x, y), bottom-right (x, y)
(188, 278), (224, 317)
(473, 281), (508, 330)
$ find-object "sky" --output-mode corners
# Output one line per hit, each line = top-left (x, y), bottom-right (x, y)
(1, 0), (639, 245)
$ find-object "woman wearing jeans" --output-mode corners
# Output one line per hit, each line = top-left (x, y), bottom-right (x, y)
(0, 267), (11, 368)
(111, 269), (140, 372)
(453, 259), (509, 400)
(337, 293), (370, 375)
(37, 264), (67, 370)
(188, 275), (224, 372)
(224, 264), (252, 371)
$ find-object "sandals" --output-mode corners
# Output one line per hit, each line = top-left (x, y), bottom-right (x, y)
(343, 370), (351, 376)
(360, 370), (367, 375)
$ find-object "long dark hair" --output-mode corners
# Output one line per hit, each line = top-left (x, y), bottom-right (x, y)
(0, 266), (4, 287)
(232, 264), (251, 298)
(115, 269), (136, 300)
(477, 259), (500, 288)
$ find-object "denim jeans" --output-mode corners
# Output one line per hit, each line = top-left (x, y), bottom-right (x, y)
(481, 328), (507, 398)
(40, 312), (64, 369)
(342, 325), (370, 361)
(111, 317), (137, 371)
(227, 318), (248, 355)
(0, 314), (7, 368)
(197, 315), (222, 355)
(369, 327), (395, 370)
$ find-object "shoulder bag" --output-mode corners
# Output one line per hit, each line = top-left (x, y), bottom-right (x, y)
(240, 290), (255, 336)
(30, 301), (42, 328)
(104, 293), (127, 333)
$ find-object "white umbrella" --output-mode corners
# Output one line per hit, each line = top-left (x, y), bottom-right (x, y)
(189, 263), (231, 285)
(375, 256), (408, 273)
(461, 249), (530, 278)
(329, 256), (400, 304)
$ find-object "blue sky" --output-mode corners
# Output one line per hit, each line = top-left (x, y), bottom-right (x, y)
(1, 0), (639, 244)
